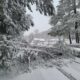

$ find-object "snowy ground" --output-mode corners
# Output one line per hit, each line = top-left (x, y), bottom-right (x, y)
(1, 44), (80, 80)
(59, 58), (80, 80)
(1, 58), (79, 80)
(11, 67), (69, 80)
(10, 40), (80, 80)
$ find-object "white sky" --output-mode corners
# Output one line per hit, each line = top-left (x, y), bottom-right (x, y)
(24, 0), (59, 36)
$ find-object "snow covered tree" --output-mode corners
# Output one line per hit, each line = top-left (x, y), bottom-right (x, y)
(0, 0), (55, 71)
(28, 0), (55, 15)
(62, 0), (80, 43)
(0, 0), (54, 35)
(0, 0), (34, 35)
(49, 0), (72, 44)
(49, 0), (80, 44)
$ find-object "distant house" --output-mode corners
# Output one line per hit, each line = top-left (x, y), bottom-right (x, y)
(30, 38), (58, 47)
(47, 39), (59, 47)
(31, 38), (45, 46)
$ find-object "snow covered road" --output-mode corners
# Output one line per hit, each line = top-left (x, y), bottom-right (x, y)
(1, 58), (80, 80)
(12, 67), (70, 80)
(11, 58), (80, 80)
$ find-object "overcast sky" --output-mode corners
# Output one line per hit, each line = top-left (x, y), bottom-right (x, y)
(24, 0), (59, 36)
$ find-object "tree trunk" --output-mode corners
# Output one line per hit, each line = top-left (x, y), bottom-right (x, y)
(69, 32), (72, 44)
(73, 0), (79, 43)
(75, 22), (79, 43)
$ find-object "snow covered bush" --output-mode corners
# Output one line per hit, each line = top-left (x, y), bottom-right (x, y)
(0, 35), (29, 73)
(71, 49), (80, 58)
(53, 40), (74, 58)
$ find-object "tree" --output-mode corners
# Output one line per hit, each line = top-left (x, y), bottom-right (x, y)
(0, 0), (34, 35)
(0, 0), (54, 35)
(73, 0), (79, 43)
(0, 0), (55, 71)
(27, 33), (34, 43)
(63, 0), (80, 43)
(62, 0), (80, 43)
(49, 0), (80, 44)
(49, 0), (72, 44)
(28, 0), (55, 15)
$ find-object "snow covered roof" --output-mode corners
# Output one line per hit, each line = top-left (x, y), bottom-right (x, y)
(50, 38), (58, 41)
